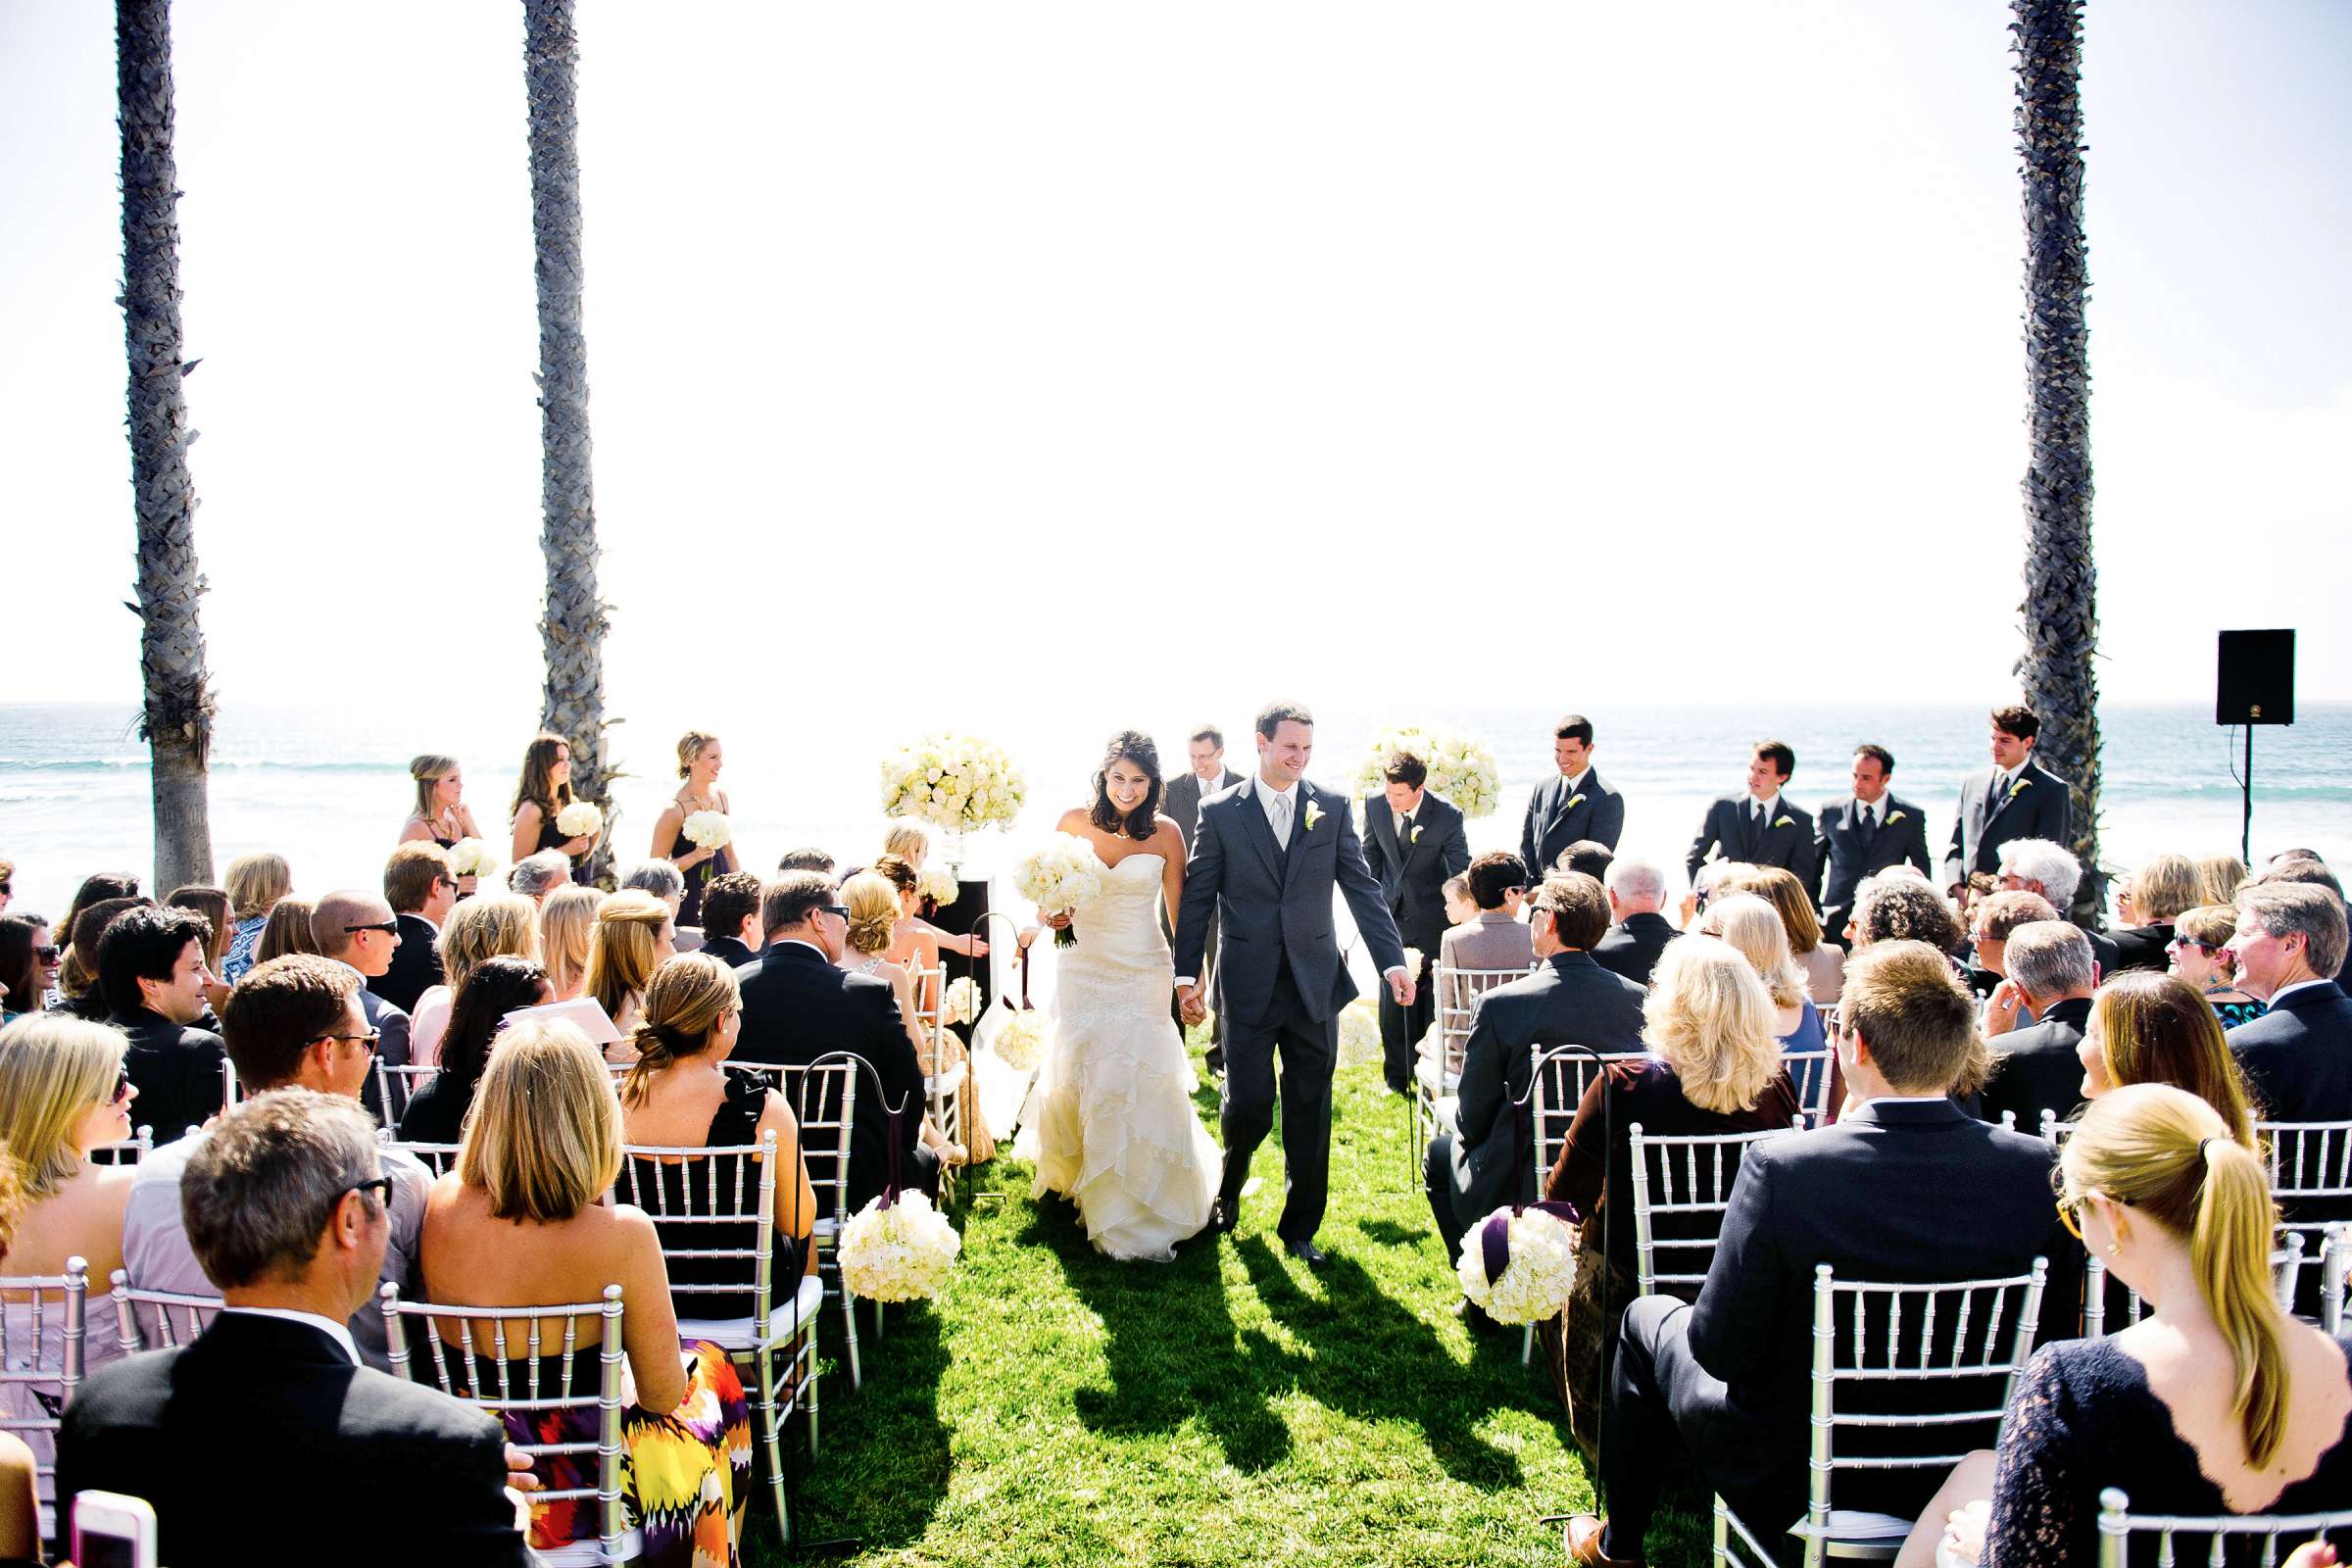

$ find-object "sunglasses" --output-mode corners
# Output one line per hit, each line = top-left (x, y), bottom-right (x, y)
(34, 946), (61, 965)
(342, 921), (401, 937)
(2166, 935), (2210, 953)
(819, 904), (852, 921)
(110, 1064), (132, 1105)
(310, 1029), (383, 1055)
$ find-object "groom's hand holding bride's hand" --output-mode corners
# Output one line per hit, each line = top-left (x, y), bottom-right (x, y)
(1177, 984), (1207, 1025)
(1386, 967), (1416, 1007)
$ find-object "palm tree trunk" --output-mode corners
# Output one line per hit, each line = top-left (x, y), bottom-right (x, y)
(2013, 0), (2103, 922)
(521, 0), (615, 882)
(118, 0), (215, 894)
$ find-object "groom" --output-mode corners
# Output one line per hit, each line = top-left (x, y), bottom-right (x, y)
(1172, 701), (1413, 1265)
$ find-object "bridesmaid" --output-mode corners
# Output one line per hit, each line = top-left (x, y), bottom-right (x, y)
(647, 731), (733, 930)
(509, 733), (595, 886)
(401, 755), (486, 895)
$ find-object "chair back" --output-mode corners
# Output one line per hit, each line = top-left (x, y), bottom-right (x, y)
(371, 1061), (440, 1129)
(0, 1257), (87, 1508)
(2324, 1222), (2351, 1337)
(912, 964), (948, 1075)
(379, 1135), (465, 1176)
(2095, 1487), (2352, 1567)
(2259, 1120), (2352, 1278)
(87, 1126), (155, 1167)
(1529, 1045), (1649, 1189)
(107, 1269), (221, 1352)
(728, 1059), (858, 1235)
(613, 1132), (779, 1331)
(1627, 1124), (1794, 1300)
(1779, 1049), (1836, 1127)
(1431, 965), (1531, 1086)
(2082, 1229), (2310, 1337)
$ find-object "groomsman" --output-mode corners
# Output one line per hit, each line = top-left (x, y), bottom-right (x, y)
(1163, 725), (1244, 1065)
(1814, 745), (1933, 944)
(1943, 704), (2072, 897)
(1363, 750), (1472, 1096)
(1686, 741), (1818, 892)
(1520, 714), (1626, 873)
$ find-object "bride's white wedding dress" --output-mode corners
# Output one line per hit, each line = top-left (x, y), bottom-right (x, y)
(1024, 851), (1222, 1261)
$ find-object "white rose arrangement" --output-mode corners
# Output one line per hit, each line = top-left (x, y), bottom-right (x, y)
(942, 976), (980, 1027)
(838, 1190), (962, 1301)
(1014, 834), (1106, 918)
(990, 1009), (1049, 1072)
(916, 865), (960, 908)
(1455, 1204), (1581, 1325)
(555, 800), (604, 840)
(680, 809), (732, 851)
(446, 838), (497, 879)
(879, 734), (1027, 836)
(1350, 726), (1503, 820)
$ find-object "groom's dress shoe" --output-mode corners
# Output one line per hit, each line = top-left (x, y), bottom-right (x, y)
(1282, 1238), (1328, 1269)
(1565, 1515), (1642, 1568)
(1210, 1200), (1239, 1234)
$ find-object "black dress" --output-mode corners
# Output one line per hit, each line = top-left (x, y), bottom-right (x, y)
(623, 1072), (802, 1321)
(1986, 1334), (2352, 1566)
(666, 826), (731, 929)
(397, 1068), (473, 1146)
(534, 802), (590, 886)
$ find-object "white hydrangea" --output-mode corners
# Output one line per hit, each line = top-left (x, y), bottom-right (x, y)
(1014, 834), (1106, 917)
(555, 800), (604, 839)
(445, 838), (497, 878)
(1350, 725), (1503, 820)
(916, 864), (960, 908)
(680, 809), (732, 851)
(990, 1009), (1049, 1072)
(880, 734), (1028, 834)
(942, 976), (980, 1026)
(839, 1190), (962, 1301)
(1455, 1206), (1579, 1325)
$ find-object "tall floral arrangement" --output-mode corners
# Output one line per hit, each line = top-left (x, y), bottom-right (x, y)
(1350, 725), (1501, 819)
(880, 734), (1026, 836)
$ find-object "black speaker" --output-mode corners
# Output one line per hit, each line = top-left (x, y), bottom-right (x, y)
(2217, 629), (2295, 726)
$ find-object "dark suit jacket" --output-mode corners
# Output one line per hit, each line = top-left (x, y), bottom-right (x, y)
(1814, 793), (1933, 928)
(56, 1312), (530, 1568)
(1687, 796), (1819, 890)
(2106, 922), (2173, 974)
(1978, 995), (2092, 1130)
(1362, 791), (1472, 955)
(732, 941), (932, 1208)
(1164, 767), (1244, 853)
(1520, 769), (1627, 872)
(697, 934), (758, 969)
(1943, 759), (2072, 886)
(1443, 951), (1647, 1219)
(1592, 912), (1677, 989)
(369, 912), (445, 1014)
(112, 1006), (226, 1144)
(2228, 980), (2352, 1124)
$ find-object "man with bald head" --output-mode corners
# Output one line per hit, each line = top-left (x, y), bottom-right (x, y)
(310, 890), (413, 1106)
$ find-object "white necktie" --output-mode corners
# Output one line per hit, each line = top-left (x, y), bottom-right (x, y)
(1270, 793), (1292, 850)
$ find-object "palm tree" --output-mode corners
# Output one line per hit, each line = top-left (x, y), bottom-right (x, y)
(117, 0), (214, 892)
(2012, 0), (2102, 920)
(521, 0), (615, 881)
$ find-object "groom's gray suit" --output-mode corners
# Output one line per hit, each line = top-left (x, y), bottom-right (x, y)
(1172, 773), (1407, 1245)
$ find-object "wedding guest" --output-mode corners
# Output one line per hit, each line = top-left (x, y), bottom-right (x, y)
(616, 954), (817, 1302)
(648, 730), (734, 930)
(1686, 741), (1819, 894)
(1814, 744), (1933, 946)
(54, 871), (141, 1001)
(1699, 893), (1824, 1053)
(537, 883), (602, 1002)
(1557, 840), (1615, 881)
(253, 895), (320, 963)
(870, 845), (988, 961)
(419, 1021), (752, 1566)
(219, 853), (288, 983)
(311, 890), (416, 1109)
(506, 848), (572, 904)
(776, 847), (837, 876)
(2249, 854), (2352, 984)
(585, 889), (674, 1043)
(1678, 858), (1750, 936)
(508, 732), (594, 885)
(841, 873), (975, 1166)
(125, 956), (436, 1369)
(375, 842), (457, 1014)
(1164, 725), (1244, 852)
(1425, 873), (1645, 1320)
(399, 754), (486, 894)
(99, 904), (224, 1141)
(694, 872), (763, 969)
(1364, 749), (1472, 1096)
(1541, 937), (1800, 1448)
(1853, 876), (1965, 955)
(1977, 921), (2096, 1128)
(619, 858), (687, 921)
(2168, 904), (2264, 1025)
(2111, 852), (2198, 973)
(1943, 704), (2072, 902)
(0, 913), (59, 1021)
(2195, 853), (2251, 906)
(1440, 853), (1536, 973)
(1718, 865), (1841, 1007)
(872, 855), (943, 977)
(2223, 881), (2352, 1123)
(882, 821), (931, 866)
(0, 1147), (40, 1564)
(411, 893), (541, 1067)
(1441, 875), (1477, 930)
(62, 896), (151, 1020)
(1569, 942), (2076, 1568)
(1521, 714), (1626, 869)
(2075, 970), (2257, 1145)
(1965, 889), (2060, 1001)
(70, 1088), (535, 1568)
(167, 884), (234, 1014)
(398, 956), (551, 1147)
(1593, 857), (1676, 988)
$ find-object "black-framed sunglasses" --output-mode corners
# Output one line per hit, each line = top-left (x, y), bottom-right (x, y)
(346, 1174), (395, 1211)
(109, 1064), (132, 1104)
(342, 921), (401, 937)
(34, 945), (61, 965)
(819, 904), (852, 921)
(311, 1029), (383, 1055)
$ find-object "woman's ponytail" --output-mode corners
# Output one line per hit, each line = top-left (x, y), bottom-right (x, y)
(2190, 1135), (2288, 1468)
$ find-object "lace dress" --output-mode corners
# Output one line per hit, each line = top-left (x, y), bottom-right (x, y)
(1985, 1335), (2352, 1566)
(1021, 851), (1220, 1260)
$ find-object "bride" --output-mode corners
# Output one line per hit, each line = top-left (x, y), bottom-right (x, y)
(1024, 730), (1222, 1260)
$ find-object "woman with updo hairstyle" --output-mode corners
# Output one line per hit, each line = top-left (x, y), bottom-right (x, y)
(538, 883), (603, 1003)
(2075, 969), (2258, 1144)
(509, 732), (594, 885)
(871, 829), (989, 960)
(1898, 1083), (2352, 1568)
(397, 955), (554, 1146)
(618, 954), (816, 1299)
(840, 872), (974, 1166)
(584, 889), (676, 1048)
(648, 730), (734, 930)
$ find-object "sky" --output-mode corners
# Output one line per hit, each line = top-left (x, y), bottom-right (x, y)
(3, 0), (2349, 735)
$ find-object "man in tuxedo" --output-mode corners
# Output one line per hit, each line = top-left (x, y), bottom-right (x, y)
(1521, 714), (1626, 873)
(733, 872), (938, 1208)
(695, 871), (765, 968)
(1814, 745), (1933, 946)
(311, 890), (416, 1120)
(1363, 748), (1473, 1096)
(1426, 872), (1644, 1299)
(1686, 741), (1819, 893)
(1944, 704), (2072, 899)
(59, 1090), (535, 1567)
(1977, 921), (2095, 1129)
(2225, 882), (2352, 1123)
(1996, 838), (2120, 975)
(1571, 941), (2078, 1567)
(372, 842), (455, 1013)
(1162, 724), (1245, 1067)
(1593, 857), (1676, 988)
(98, 904), (226, 1142)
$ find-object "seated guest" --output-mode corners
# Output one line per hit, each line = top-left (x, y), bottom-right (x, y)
(311, 890), (416, 1104)
(2195, 853), (2250, 907)
(537, 882), (602, 1002)
(1556, 839), (1614, 881)
(1814, 744), (1933, 949)
(1964, 888), (2060, 1003)
(2224, 881), (2352, 1123)
(2169, 904), (2264, 1025)
(732, 872), (938, 1209)
(694, 870), (764, 969)
(1686, 741), (1819, 894)
(1680, 858), (1752, 934)
(1897, 1084), (2352, 1568)
(375, 841), (457, 1013)
(412, 894), (542, 1067)
(1424, 873), (1645, 1314)
(1977, 921), (2096, 1129)
(1699, 894), (1818, 1047)
(1717, 865), (1841, 1007)
(1997, 837), (2121, 974)
(2109, 852), (2197, 973)
(62, 895), (150, 1020)
(1592, 856), (1676, 988)
(53, 872), (142, 1007)
(396, 956), (551, 1147)
(124, 955), (435, 1370)
(1569, 941), (2076, 1568)
(219, 854), (288, 984)
(1852, 875), (1965, 955)
(617, 955), (817, 1311)
(1541, 938), (1799, 1449)
(841, 873), (972, 1165)
(0, 912), (60, 1021)
(253, 894), (319, 963)
(585, 888), (675, 1045)
(506, 847), (573, 904)
(2249, 854), (2352, 984)
(0, 1146), (42, 1564)
(419, 1021), (750, 1564)
(99, 903), (224, 1140)
(62, 1089), (533, 1568)
(775, 847), (837, 876)
(167, 884), (234, 1015)
(870, 832), (988, 960)
(618, 858), (686, 922)
(1439, 852), (1536, 973)
(1441, 875), (1477, 930)
(2075, 970), (2257, 1145)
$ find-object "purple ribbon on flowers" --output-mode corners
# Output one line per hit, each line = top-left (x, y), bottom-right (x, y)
(1479, 1199), (1582, 1287)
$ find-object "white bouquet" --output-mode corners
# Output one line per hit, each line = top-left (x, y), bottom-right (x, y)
(680, 809), (732, 851)
(1350, 725), (1503, 820)
(445, 838), (497, 879)
(916, 864), (960, 908)
(555, 800), (604, 840)
(879, 733), (1027, 836)
(1455, 1203), (1581, 1325)
(1014, 833), (1105, 917)
(1402, 945), (1426, 977)
(990, 1010), (1049, 1072)
(942, 976), (980, 1027)
(838, 1189), (962, 1301)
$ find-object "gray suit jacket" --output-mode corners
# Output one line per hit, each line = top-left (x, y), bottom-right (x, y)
(1164, 767), (1245, 853)
(1942, 759), (2072, 887)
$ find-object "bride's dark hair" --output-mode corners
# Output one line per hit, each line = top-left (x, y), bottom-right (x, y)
(1090, 731), (1164, 843)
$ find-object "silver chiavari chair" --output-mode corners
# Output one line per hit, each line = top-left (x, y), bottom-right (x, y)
(1410, 964), (1529, 1177)
(1628, 1124), (1797, 1301)
(912, 964), (964, 1210)
(1780, 1050), (1838, 1129)
(727, 1058), (863, 1388)
(87, 1125), (155, 1168)
(370, 1061), (440, 1130)
(107, 1269), (221, 1352)
(2260, 1119), (2352, 1316)
(2082, 1229), (2309, 1338)
(0, 1255), (87, 1539)
(2323, 1222), (2351, 1336)
(2095, 1487), (2352, 1567)
(1520, 1043), (1648, 1365)
(378, 1282), (638, 1568)
(379, 1136), (464, 1177)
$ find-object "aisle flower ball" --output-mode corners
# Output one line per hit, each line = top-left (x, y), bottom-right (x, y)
(680, 809), (732, 851)
(446, 838), (498, 878)
(942, 976), (980, 1027)
(1014, 834), (1105, 917)
(880, 734), (1027, 835)
(991, 1010), (1049, 1072)
(1349, 726), (1502, 820)
(555, 800), (604, 840)
(839, 1190), (962, 1301)
(1455, 1206), (1579, 1325)
(916, 864), (960, 908)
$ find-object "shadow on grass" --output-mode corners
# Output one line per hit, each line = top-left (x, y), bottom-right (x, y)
(789, 1293), (953, 1554)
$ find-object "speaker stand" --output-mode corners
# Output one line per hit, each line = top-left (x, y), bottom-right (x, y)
(2240, 723), (2254, 864)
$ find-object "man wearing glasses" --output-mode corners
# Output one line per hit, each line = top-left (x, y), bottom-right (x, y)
(310, 890), (416, 1120)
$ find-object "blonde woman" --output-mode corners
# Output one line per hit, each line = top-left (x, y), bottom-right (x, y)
(1541, 937), (1800, 1450)
(220, 852), (291, 983)
(2112, 852), (2201, 973)
(0, 1142), (38, 1560)
(2195, 854), (2251, 908)
(1717, 863), (1842, 1007)
(648, 731), (734, 931)
(416, 1020), (751, 1567)
(1897, 1084), (2352, 1568)
(537, 884), (603, 1003)
(876, 832), (988, 959)
(585, 889), (675, 1048)
(411, 893), (542, 1066)
(841, 873), (973, 1165)
(400, 755), (486, 893)
(1701, 892), (1827, 1053)
(252, 896), (320, 964)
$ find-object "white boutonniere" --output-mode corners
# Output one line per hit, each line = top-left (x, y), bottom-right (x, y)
(1567, 793), (1587, 808)
(1774, 815), (1793, 830)
(2008, 778), (2032, 799)
(1886, 810), (1907, 826)
(1303, 800), (1325, 833)
(1410, 823), (1425, 844)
